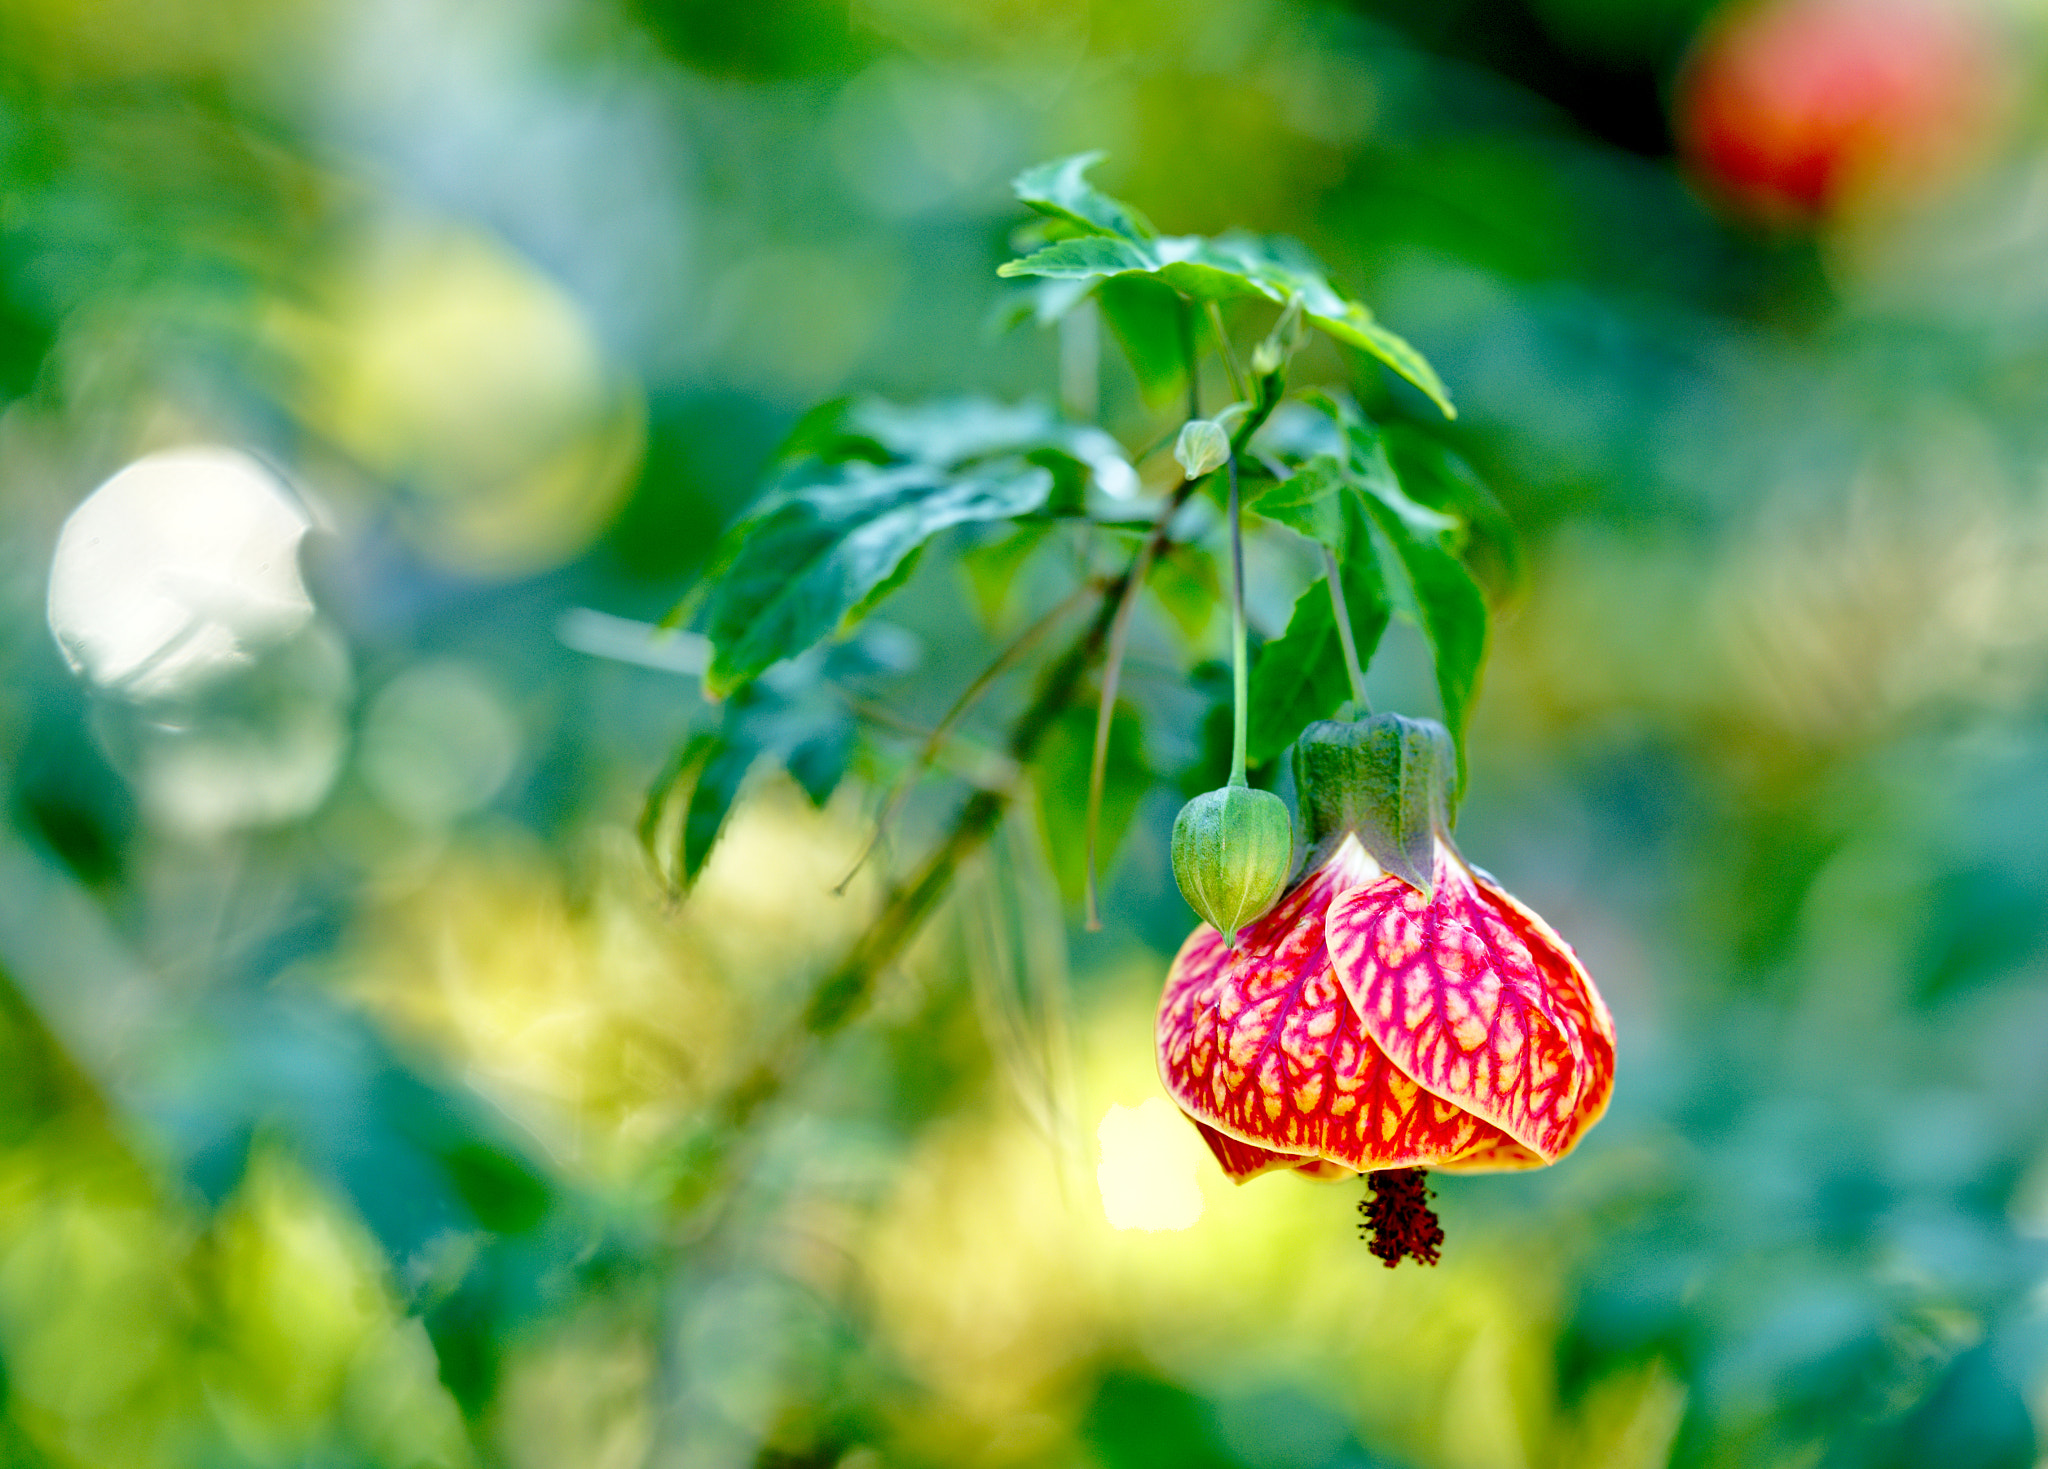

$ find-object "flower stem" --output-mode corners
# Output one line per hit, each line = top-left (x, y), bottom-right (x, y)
(1321, 544), (1371, 712)
(839, 585), (1090, 894)
(1083, 538), (1155, 930)
(1227, 450), (1249, 788)
(1207, 299), (1248, 404)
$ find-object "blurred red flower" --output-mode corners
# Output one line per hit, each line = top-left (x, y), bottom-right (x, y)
(1677, 0), (2012, 222)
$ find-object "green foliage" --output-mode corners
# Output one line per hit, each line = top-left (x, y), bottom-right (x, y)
(694, 396), (1138, 697)
(681, 161), (1486, 892)
(997, 156), (1456, 418)
(1010, 151), (1159, 242)
(640, 652), (864, 893)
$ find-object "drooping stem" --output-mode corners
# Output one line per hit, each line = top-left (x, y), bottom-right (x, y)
(1227, 451), (1249, 788)
(1321, 544), (1371, 712)
(1083, 537), (1155, 930)
(839, 586), (1091, 894)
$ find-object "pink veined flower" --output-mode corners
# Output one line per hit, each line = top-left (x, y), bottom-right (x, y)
(1155, 715), (1614, 1263)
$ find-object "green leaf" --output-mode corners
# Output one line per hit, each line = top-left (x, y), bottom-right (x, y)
(1009, 152), (1155, 241)
(1148, 544), (1219, 642)
(1098, 274), (1193, 405)
(1247, 454), (1347, 548)
(681, 734), (758, 885)
(639, 729), (717, 870)
(700, 458), (1053, 696)
(816, 396), (1138, 505)
(997, 234), (1157, 282)
(990, 276), (1096, 331)
(1245, 497), (1390, 768)
(999, 228), (1455, 419)
(1383, 423), (1523, 598)
(1362, 497), (1487, 791)
(960, 523), (1051, 625)
(644, 674), (861, 893)
(842, 542), (926, 629)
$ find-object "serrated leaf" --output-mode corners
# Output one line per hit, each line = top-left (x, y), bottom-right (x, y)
(787, 721), (854, 808)
(1246, 498), (1390, 768)
(645, 678), (858, 893)
(999, 228), (1455, 419)
(1248, 454), (1347, 548)
(804, 396), (1137, 506)
(639, 730), (717, 868)
(997, 234), (1158, 282)
(700, 459), (1053, 696)
(1286, 394), (1456, 537)
(842, 542), (926, 629)
(1362, 498), (1487, 791)
(1010, 152), (1156, 241)
(990, 276), (1097, 332)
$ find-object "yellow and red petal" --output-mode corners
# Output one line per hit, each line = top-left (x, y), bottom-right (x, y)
(1157, 855), (1530, 1179)
(1471, 867), (1615, 1156)
(1326, 844), (1610, 1163)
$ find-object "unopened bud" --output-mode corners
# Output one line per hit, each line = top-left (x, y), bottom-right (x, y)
(1251, 293), (1308, 380)
(1171, 783), (1295, 944)
(1174, 418), (1230, 480)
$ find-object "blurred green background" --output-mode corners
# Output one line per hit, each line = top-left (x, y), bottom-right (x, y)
(5, 0), (2048, 1465)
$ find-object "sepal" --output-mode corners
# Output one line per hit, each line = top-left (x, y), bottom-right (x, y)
(1293, 712), (1455, 895)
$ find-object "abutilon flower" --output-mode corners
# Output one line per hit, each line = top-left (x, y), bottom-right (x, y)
(1156, 714), (1615, 1264)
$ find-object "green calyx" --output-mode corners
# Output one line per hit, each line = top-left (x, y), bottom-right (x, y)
(1171, 783), (1294, 946)
(1293, 712), (1456, 895)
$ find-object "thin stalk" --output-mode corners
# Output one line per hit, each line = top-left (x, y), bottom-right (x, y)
(1227, 451), (1249, 787)
(1082, 534), (1157, 930)
(1180, 298), (1200, 425)
(1321, 544), (1371, 711)
(838, 587), (1089, 894)
(1206, 299), (1249, 404)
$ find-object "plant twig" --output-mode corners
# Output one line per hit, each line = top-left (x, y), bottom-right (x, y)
(1206, 299), (1248, 404)
(1082, 533), (1157, 930)
(1227, 450), (1249, 786)
(1322, 544), (1371, 711)
(837, 587), (1089, 894)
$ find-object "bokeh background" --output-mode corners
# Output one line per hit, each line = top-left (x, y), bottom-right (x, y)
(5, 0), (2048, 1465)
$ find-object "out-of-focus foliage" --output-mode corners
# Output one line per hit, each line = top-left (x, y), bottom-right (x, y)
(4, 0), (2048, 1466)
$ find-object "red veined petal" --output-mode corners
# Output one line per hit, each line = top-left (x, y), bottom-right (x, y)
(1472, 867), (1616, 1159)
(1191, 1120), (1313, 1182)
(1326, 844), (1602, 1163)
(1157, 850), (1532, 1179)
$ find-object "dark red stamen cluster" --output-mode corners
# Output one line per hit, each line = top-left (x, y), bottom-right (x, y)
(1358, 1168), (1443, 1268)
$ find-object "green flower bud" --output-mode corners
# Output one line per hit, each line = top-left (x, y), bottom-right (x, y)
(1174, 418), (1230, 480)
(1171, 783), (1295, 945)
